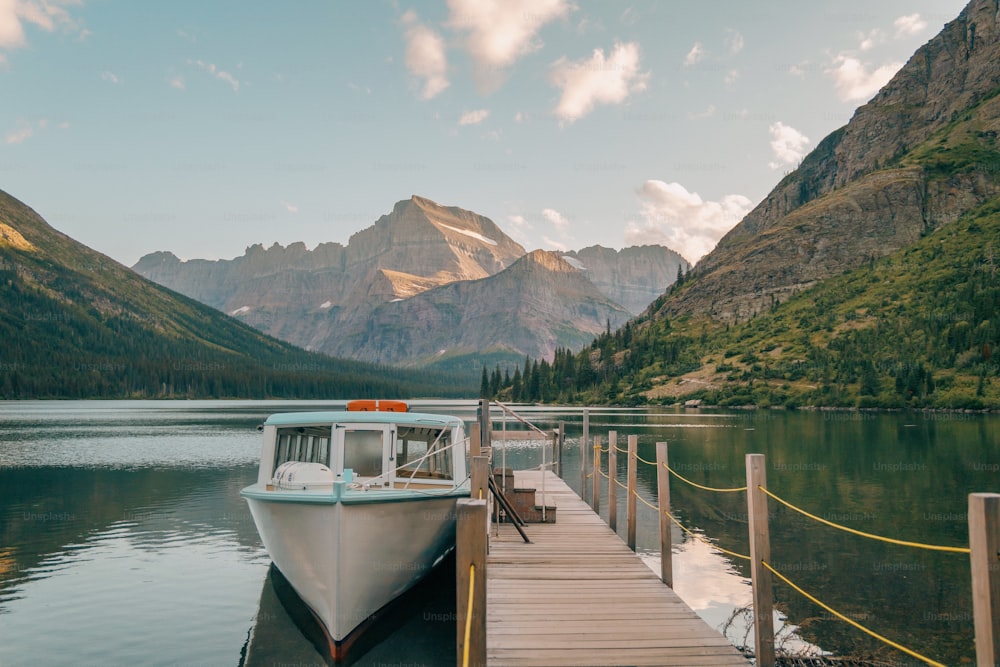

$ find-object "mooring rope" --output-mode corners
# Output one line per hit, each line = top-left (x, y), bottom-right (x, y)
(763, 560), (947, 667)
(758, 486), (970, 554)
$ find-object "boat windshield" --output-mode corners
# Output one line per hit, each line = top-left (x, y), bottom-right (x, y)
(342, 429), (384, 477)
(273, 426), (331, 469)
(395, 426), (453, 480)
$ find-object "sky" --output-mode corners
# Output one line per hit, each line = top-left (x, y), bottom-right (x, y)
(0, 0), (971, 267)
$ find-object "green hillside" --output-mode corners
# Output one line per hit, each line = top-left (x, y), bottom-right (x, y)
(491, 198), (1000, 409)
(0, 189), (476, 399)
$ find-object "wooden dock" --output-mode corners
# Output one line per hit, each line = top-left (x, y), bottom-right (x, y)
(485, 470), (750, 666)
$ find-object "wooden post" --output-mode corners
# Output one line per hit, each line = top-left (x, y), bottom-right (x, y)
(469, 423), (481, 460)
(477, 399), (491, 451)
(471, 455), (490, 503)
(580, 409), (590, 502)
(969, 492), (1000, 667)
(592, 435), (601, 514)
(557, 421), (565, 479)
(746, 453), (775, 667)
(626, 434), (638, 551)
(656, 442), (672, 587)
(456, 498), (487, 667)
(608, 431), (618, 532)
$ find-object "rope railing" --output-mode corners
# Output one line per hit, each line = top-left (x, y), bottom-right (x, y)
(665, 463), (747, 494)
(762, 560), (947, 667)
(759, 485), (971, 554)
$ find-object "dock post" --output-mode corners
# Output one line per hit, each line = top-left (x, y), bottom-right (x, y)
(626, 434), (638, 551)
(456, 498), (487, 667)
(969, 492), (1000, 667)
(580, 410), (590, 502)
(592, 435), (601, 514)
(656, 442), (673, 587)
(746, 453), (775, 667)
(477, 399), (491, 450)
(471, 456), (490, 503)
(470, 423), (481, 459)
(609, 431), (618, 532)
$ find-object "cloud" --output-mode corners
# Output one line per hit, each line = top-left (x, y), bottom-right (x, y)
(282, 201), (299, 214)
(550, 41), (649, 124)
(186, 59), (241, 92)
(688, 104), (716, 120)
(0, 0), (85, 51)
(541, 235), (569, 252)
(100, 70), (120, 84)
(826, 54), (902, 102)
(724, 29), (743, 55)
(169, 74), (184, 89)
(724, 68), (739, 86)
(459, 108), (490, 125)
(5, 119), (34, 144)
(683, 41), (705, 66)
(447, 0), (571, 76)
(894, 13), (927, 38)
(401, 10), (449, 100)
(627, 180), (752, 264)
(768, 121), (810, 170)
(541, 208), (570, 232)
(857, 28), (884, 51)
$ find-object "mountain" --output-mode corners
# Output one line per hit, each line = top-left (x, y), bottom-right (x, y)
(663, 0), (1000, 322)
(0, 188), (475, 399)
(492, 0), (1000, 409)
(329, 250), (632, 370)
(134, 196), (684, 369)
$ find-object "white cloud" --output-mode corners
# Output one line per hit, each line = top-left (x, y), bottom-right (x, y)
(186, 59), (241, 92)
(857, 28), (885, 51)
(541, 208), (570, 231)
(683, 41), (705, 66)
(627, 180), (752, 265)
(514, 111), (527, 123)
(725, 29), (743, 55)
(5, 119), (33, 144)
(688, 104), (716, 120)
(282, 201), (299, 214)
(894, 13), (927, 38)
(0, 0), (85, 51)
(826, 54), (902, 102)
(169, 74), (185, 89)
(724, 68), (739, 86)
(401, 11), (449, 100)
(459, 108), (490, 125)
(447, 0), (571, 77)
(100, 70), (119, 84)
(768, 121), (810, 170)
(550, 42), (649, 124)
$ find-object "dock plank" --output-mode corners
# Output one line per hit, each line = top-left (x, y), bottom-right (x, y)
(486, 470), (749, 667)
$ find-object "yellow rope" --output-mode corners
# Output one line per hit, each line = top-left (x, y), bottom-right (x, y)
(613, 477), (628, 491)
(758, 486), (971, 554)
(635, 453), (658, 466)
(463, 562), (475, 667)
(665, 509), (751, 561)
(635, 492), (659, 512)
(614, 444), (629, 454)
(597, 468), (609, 480)
(664, 463), (747, 494)
(762, 561), (946, 667)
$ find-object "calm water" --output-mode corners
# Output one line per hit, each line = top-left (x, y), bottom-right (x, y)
(0, 401), (996, 666)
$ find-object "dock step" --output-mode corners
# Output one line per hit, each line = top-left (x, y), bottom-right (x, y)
(493, 468), (556, 523)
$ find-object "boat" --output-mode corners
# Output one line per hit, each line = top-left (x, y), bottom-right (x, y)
(240, 401), (470, 660)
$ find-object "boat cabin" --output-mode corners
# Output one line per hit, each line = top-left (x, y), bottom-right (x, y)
(255, 408), (468, 491)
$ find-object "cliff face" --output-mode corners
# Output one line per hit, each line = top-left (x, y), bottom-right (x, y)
(134, 196), (680, 367)
(563, 245), (689, 315)
(669, 0), (1000, 321)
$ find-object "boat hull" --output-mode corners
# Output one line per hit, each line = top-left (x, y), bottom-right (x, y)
(242, 487), (464, 646)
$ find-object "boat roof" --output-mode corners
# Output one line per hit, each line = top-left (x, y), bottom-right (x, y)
(263, 411), (465, 429)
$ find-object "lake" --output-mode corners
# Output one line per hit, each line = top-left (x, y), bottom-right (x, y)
(0, 400), (996, 666)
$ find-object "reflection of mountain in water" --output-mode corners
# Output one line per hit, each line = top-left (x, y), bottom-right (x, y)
(242, 560), (456, 666)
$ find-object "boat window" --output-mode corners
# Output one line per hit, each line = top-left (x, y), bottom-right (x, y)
(396, 427), (453, 480)
(343, 429), (384, 477)
(274, 426), (331, 469)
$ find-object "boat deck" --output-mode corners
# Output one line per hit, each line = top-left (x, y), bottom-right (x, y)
(486, 470), (750, 666)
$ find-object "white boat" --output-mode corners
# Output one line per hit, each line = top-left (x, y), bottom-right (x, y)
(240, 400), (470, 659)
